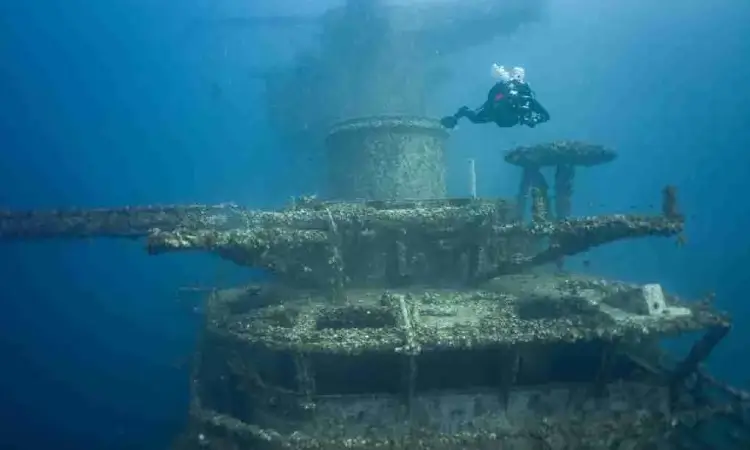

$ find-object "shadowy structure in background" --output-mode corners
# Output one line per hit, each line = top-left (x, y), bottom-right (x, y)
(197, 0), (546, 150)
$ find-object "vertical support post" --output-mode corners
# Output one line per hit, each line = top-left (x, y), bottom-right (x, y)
(383, 292), (421, 427)
(466, 244), (480, 283)
(399, 294), (420, 423)
(531, 187), (549, 224)
(325, 208), (346, 302)
(294, 354), (316, 414)
(553, 164), (574, 270)
(669, 324), (730, 405)
(384, 232), (409, 287)
(468, 158), (477, 199)
(293, 310), (318, 415)
(501, 347), (521, 411)
(554, 164), (575, 220)
(525, 167), (550, 224)
(516, 167), (533, 221)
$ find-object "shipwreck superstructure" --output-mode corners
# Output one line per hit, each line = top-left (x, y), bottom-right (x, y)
(1, 117), (748, 449)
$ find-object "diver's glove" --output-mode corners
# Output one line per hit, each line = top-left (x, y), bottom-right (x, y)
(520, 99), (550, 127)
(440, 106), (471, 129)
(440, 115), (458, 129)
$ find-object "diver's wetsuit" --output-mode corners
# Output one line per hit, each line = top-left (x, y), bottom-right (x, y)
(441, 80), (550, 129)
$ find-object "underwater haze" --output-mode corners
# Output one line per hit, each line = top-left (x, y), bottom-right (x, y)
(1, 0), (749, 448)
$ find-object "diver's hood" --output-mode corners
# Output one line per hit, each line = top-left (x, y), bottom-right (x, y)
(491, 64), (512, 82)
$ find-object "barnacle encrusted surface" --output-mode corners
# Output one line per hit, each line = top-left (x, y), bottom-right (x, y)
(0, 199), (513, 239)
(505, 140), (617, 167)
(0, 203), (248, 239)
(207, 274), (727, 355)
(173, 273), (735, 450)
(325, 116), (449, 201)
(146, 211), (682, 286)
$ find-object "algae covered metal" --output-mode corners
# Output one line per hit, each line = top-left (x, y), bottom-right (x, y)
(325, 116), (449, 201)
(505, 140), (617, 222)
(176, 274), (736, 449)
(0, 135), (747, 449)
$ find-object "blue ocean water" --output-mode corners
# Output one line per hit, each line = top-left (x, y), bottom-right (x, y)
(0, 0), (749, 448)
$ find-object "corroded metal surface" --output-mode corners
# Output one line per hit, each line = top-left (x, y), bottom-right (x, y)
(149, 198), (528, 289)
(176, 399), (750, 450)
(147, 209), (683, 289)
(207, 275), (728, 354)
(508, 140), (616, 244)
(171, 274), (738, 450)
(0, 137), (741, 449)
(0, 195), (681, 290)
(0, 199), (506, 239)
(0, 203), (246, 239)
(325, 116), (449, 201)
(184, 383), (679, 449)
(553, 164), (574, 219)
(505, 140), (617, 168)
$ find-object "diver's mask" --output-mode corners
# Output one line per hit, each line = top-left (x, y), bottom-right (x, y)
(511, 66), (526, 83)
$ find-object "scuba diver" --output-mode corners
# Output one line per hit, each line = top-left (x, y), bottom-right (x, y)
(440, 64), (550, 129)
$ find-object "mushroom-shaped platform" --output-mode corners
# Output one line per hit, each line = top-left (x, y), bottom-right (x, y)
(504, 140), (617, 169)
(505, 140), (617, 222)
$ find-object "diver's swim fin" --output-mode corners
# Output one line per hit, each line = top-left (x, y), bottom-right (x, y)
(440, 115), (458, 129)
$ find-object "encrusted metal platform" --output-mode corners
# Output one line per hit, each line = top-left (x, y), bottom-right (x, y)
(174, 274), (741, 450)
(144, 197), (682, 291)
(1, 139), (746, 449)
(215, 279), (724, 354)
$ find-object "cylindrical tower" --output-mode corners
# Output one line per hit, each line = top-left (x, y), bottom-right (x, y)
(325, 116), (448, 201)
